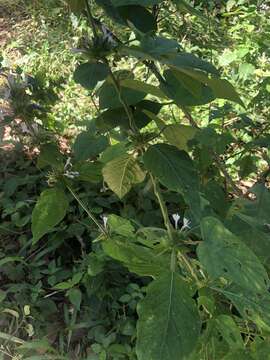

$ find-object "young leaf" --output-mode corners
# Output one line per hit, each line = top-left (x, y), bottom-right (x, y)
(136, 272), (201, 360)
(102, 154), (145, 199)
(31, 188), (68, 244)
(198, 217), (269, 293)
(74, 62), (110, 90)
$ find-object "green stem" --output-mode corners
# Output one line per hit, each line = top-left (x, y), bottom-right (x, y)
(108, 69), (137, 133)
(67, 185), (107, 236)
(150, 173), (174, 245)
(85, 0), (98, 39)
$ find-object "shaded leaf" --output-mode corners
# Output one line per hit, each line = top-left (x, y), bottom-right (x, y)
(143, 144), (202, 220)
(74, 62), (110, 90)
(136, 272), (200, 360)
(73, 133), (108, 161)
(198, 217), (269, 293)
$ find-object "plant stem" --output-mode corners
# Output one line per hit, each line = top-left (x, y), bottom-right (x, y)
(85, 0), (98, 39)
(149, 173), (174, 244)
(108, 69), (137, 133)
(67, 185), (107, 236)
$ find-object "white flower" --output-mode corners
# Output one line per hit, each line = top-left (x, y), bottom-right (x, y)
(172, 214), (191, 231)
(101, 215), (108, 228)
(172, 213), (181, 229)
(64, 157), (72, 171)
(63, 171), (80, 179)
(181, 217), (191, 230)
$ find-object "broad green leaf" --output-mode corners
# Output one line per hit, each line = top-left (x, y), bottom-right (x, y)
(102, 154), (145, 199)
(102, 236), (169, 277)
(121, 43), (218, 75)
(198, 217), (269, 293)
(118, 5), (157, 33)
(216, 285), (270, 332)
(37, 143), (63, 170)
(74, 62), (110, 90)
(96, 101), (162, 132)
(107, 214), (135, 237)
(120, 79), (167, 99)
(73, 133), (108, 161)
(31, 188), (68, 244)
(100, 143), (127, 163)
(177, 68), (244, 107)
(215, 315), (244, 349)
(164, 53), (219, 75)
(74, 162), (103, 183)
(156, 118), (197, 151)
(98, 82), (146, 109)
(143, 144), (202, 220)
(136, 272), (200, 360)
(162, 69), (215, 106)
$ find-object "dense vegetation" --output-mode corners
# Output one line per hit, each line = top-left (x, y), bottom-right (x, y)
(1, 0), (270, 359)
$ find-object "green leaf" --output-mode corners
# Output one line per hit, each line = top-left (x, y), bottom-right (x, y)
(136, 272), (200, 360)
(98, 82), (146, 109)
(31, 188), (69, 244)
(143, 144), (202, 221)
(177, 68), (244, 107)
(74, 162), (103, 183)
(73, 133), (108, 161)
(120, 79), (167, 99)
(37, 143), (64, 170)
(118, 5), (157, 33)
(74, 62), (110, 90)
(100, 143), (127, 163)
(0, 256), (24, 267)
(102, 154), (145, 199)
(216, 285), (270, 332)
(162, 69), (215, 106)
(102, 236), (169, 277)
(215, 315), (244, 349)
(154, 117), (198, 151)
(107, 214), (135, 237)
(67, 288), (82, 311)
(198, 217), (269, 293)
